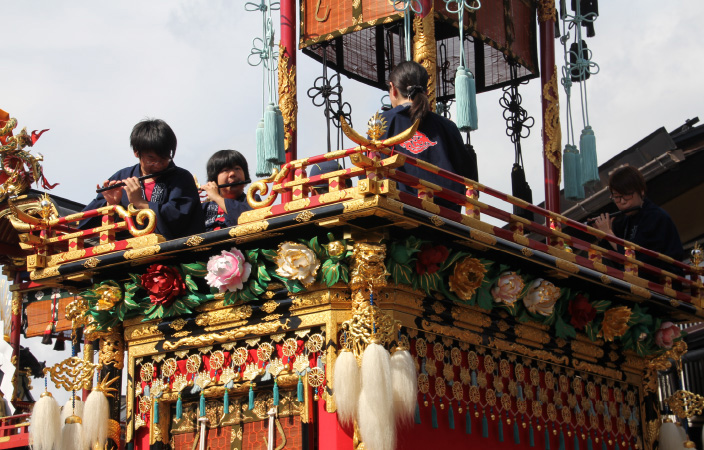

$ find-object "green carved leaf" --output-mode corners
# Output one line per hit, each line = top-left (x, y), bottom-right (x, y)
(184, 274), (198, 292)
(321, 260), (340, 287)
(391, 263), (414, 286)
(249, 279), (265, 296)
(590, 300), (611, 313)
(339, 263), (349, 284)
(439, 251), (467, 273)
(309, 236), (324, 259)
(180, 262), (207, 278)
(257, 263), (271, 284)
(261, 249), (277, 263)
(476, 287), (493, 311)
(223, 291), (237, 306)
(418, 272), (441, 295)
(123, 291), (140, 309)
(555, 315), (576, 340)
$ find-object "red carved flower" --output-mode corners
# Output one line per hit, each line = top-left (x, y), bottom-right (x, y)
(416, 244), (449, 275)
(140, 264), (186, 307)
(568, 294), (597, 330)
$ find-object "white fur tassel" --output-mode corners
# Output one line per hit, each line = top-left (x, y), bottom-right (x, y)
(82, 389), (109, 450)
(357, 342), (395, 450)
(60, 396), (84, 424)
(60, 416), (83, 450)
(30, 392), (61, 450)
(333, 349), (360, 427)
(658, 421), (684, 450)
(390, 348), (417, 426)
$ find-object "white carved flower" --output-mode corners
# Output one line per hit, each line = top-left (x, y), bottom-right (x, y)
(522, 278), (560, 316)
(275, 242), (320, 286)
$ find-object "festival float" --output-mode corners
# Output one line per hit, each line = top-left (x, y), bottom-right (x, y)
(0, 1), (703, 450)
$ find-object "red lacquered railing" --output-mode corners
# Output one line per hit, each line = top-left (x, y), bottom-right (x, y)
(0, 413), (30, 449)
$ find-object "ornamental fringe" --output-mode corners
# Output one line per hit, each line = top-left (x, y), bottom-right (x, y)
(659, 422), (685, 450)
(82, 389), (109, 450)
(30, 393), (61, 450)
(358, 343), (395, 450)
(60, 421), (83, 450)
(390, 349), (417, 426)
(333, 350), (360, 427)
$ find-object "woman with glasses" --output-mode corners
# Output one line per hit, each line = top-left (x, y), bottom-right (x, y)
(593, 165), (684, 271)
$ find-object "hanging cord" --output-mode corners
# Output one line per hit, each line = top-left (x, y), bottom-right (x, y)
(393, 0), (423, 61)
(246, 0), (281, 108)
(443, 0), (481, 68)
(500, 60), (534, 167)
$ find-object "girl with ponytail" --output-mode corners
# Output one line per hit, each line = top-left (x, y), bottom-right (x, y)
(383, 61), (475, 212)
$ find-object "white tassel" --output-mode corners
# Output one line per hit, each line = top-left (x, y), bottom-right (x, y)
(390, 348), (417, 426)
(82, 389), (109, 450)
(30, 392), (61, 450)
(357, 342), (395, 450)
(333, 350), (360, 427)
(659, 420), (685, 450)
(60, 415), (83, 450)
(60, 396), (84, 424)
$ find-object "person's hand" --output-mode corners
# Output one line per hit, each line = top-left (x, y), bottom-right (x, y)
(123, 177), (148, 209)
(593, 213), (614, 236)
(99, 180), (123, 206)
(201, 181), (222, 202)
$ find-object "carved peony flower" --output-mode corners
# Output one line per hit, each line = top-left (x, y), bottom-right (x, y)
(141, 264), (186, 307)
(599, 306), (631, 342)
(568, 294), (597, 330)
(449, 257), (487, 301)
(275, 242), (320, 286)
(95, 284), (122, 311)
(655, 322), (681, 349)
(416, 244), (449, 275)
(491, 272), (525, 305)
(523, 279), (560, 316)
(205, 248), (252, 293)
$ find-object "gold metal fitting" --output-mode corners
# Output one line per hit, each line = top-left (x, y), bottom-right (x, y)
(65, 415), (82, 425)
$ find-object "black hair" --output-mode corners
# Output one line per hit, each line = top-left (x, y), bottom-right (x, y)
(130, 119), (177, 160)
(388, 61), (430, 123)
(206, 150), (250, 182)
(609, 165), (647, 196)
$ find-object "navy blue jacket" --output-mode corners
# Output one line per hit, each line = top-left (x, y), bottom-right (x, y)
(381, 105), (472, 211)
(202, 192), (253, 232)
(81, 162), (205, 240)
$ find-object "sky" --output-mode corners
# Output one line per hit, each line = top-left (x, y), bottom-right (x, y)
(2, 0), (704, 394)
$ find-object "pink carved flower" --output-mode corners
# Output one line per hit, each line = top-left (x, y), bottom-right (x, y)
(491, 272), (525, 305)
(523, 279), (560, 316)
(205, 248), (252, 292)
(655, 322), (681, 349)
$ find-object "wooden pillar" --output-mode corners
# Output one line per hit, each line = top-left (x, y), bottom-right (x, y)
(9, 289), (21, 405)
(538, 0), (561, 213)
(280, 0), (298, 204)
(99, 327), (125, 450)
(414, 0), (437, 111)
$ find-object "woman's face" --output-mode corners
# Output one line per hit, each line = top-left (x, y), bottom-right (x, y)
(217, 165), (245, 199)
(610, 190), (644, 211)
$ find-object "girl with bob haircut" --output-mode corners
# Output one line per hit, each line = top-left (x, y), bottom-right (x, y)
(201, 150), (253, 232)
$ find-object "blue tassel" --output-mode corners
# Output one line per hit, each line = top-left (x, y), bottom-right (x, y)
(587, 435), (593, 450)
(482, 412), (489, 438)
(153, 399), (159, 424)
(255, 118), (274, 177)
(563, 144), (585, 200)
(545, 427), (551, 450)
(498, 415), (504, 442)
(602, 438), (607, 450)
(224, 389), (229, 415)
(248, 385), (255, 410)
(297, 376), (304, 402)
(415, 402), (422, 424)
(465, 411), (472, 434)
(275, 106), (286, 164)
(431, 403), (438, 429)
(471, 371), (477, 386)
(199, 392), (206, 418)
(559, 428), (565, 450)
(580, 126), (599, 185)
(264, 103), (281, 165)
(514, 419), (521, 444)
(455, 67), (478, 131)
(143, 385), (150, 397)
(529, 422), (535, 447)
(176, 394), (182, 420)
(448, 404), (455, 430)
(518, 384), (524, 401)
(273, 380), (280, 406)
(615, 442), (619, 450)
(574, 432), (579, 450)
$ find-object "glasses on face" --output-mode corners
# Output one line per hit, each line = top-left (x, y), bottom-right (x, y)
(610, 192), (634, 203)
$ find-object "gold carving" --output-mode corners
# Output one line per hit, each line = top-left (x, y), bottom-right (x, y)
(30, 266), (60, 280)
(630, 285), (651, 299)
(261, 300), (279, 314)
(556, 258), (580, 274)
(83, 257), (100, 268)
(125, 323), (162, 341)
(185, 236), (204, 247)
(163, 320), (290, 351)
(413, 4), (436, 110)
(295, 211), (315, 222)
(538, 0), (557, 23)
(123, 245), (160, 260)
(45, 356), (100, 391)
(278, 44), (297, 152)
(230, 221), (269, 237)
(514, 323), (551, 345)
(195, 305), (253, 327)
(99, 329), (125, 370)
(542, 67), (562, 179)
(11, 292), (21, 316)
(107, 419), (121, 445)
(169, 318), (187, 331)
